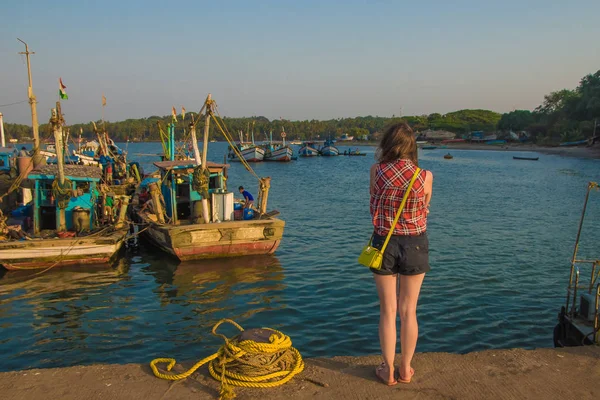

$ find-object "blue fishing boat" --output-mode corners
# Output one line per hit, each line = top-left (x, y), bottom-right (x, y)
(319, 139), (339, 156)
(0, 104), (129, 271)
(298, 141), (320, 157)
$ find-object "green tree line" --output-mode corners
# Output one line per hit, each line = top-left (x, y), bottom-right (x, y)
(3, 69), (598, 145)
(497, 70), (600, 144)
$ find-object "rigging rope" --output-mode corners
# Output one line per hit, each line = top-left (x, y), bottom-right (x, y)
(210, 106), (260, 182)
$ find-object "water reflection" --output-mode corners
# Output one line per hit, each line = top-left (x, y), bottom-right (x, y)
(148, 255), (286, 312)
(0, 258), (130, 303)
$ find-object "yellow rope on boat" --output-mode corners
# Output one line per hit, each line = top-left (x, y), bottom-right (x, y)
(150, 319), (304, 400)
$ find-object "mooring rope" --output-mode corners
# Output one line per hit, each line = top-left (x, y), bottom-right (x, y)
(150, 319), (304, 400)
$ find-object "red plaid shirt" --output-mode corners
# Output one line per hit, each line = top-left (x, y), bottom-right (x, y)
(370, 159), (427, 236)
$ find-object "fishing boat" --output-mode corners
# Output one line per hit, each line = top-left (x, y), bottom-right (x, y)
(227, 130), (265, 162)
(444, 153), (453, 159)
(134, 95), (285, 261)
(319, 139), (339, 156)
(554, 182), (599, 347)
(264, 144), (293, 162)
(228, 144), (265, 162)
(228, 143), (265, 162)
(421, 146), (437, 150)
(0, 104), (129, 271)
(298, 141), (321, 157)
(338, 133), (354, 141)
(262, 130), (293, 162)
(513, 156), (539, 161)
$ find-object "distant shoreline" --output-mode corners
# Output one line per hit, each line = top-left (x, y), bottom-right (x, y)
(342, 141), (600, 160)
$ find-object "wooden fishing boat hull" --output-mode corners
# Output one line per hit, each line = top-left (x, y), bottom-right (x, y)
(138, 215), (285, 261)
(264, 146), (293, 162)
(298, 146), (319, 157)
(0, 228), (128, 270)
(320, 145), (339, 156)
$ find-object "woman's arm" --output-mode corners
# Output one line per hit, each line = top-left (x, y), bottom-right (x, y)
(370, 164), (378, 195)
(423, 170), (433, 213)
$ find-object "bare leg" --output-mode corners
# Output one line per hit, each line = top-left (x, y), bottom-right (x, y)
(374, 273), (398, 383)
(397, 273), (425, 380)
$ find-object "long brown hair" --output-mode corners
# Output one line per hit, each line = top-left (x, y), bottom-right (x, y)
(376, 122), (418, 166)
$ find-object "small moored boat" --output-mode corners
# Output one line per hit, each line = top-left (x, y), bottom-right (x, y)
(513, 156), (539, 161)
(320, 139), (339, 156)
(298, 141), (320, 157)
(444, 153), (453, 159)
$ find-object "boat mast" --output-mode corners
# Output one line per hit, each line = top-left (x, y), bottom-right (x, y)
(51, 102), (67, 232)
(0, 113), (5, 147)
(17, 38), (41, 166)
(199, 94), (212, 224)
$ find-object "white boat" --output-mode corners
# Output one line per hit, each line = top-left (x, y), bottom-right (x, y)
(228, 144), (265, 162)
(262, 130), (294, 162)
(339, 134), (354, 141)
(264, 145), (293, 162)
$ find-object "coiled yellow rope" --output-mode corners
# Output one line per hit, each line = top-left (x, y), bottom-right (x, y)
(150, 319), (304, 400)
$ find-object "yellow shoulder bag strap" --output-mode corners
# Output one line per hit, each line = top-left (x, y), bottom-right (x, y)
(378, 167), (421, 254)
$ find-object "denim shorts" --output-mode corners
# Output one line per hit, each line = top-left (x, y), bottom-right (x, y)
(370, 232), (430, 276)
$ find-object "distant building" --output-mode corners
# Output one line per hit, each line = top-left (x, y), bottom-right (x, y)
(417, 129), (455, 142)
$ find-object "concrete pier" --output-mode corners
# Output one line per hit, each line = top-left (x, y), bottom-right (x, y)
(0, 347), (598, 399)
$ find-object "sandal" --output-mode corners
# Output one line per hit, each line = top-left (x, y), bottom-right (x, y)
(375, 363), (397, 386)
(397, 367), (415, 384)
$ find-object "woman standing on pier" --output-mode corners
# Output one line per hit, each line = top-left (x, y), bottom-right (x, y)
(369, 122), (433, 385)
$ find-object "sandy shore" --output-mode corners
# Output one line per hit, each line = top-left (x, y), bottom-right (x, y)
(439, 143), (600, 159)
(1, 346), (598, 400)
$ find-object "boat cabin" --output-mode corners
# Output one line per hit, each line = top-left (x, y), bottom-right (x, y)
(0, 147), (14, 173)
(28, 164), (102, 234)
(153, 160), (230, 224)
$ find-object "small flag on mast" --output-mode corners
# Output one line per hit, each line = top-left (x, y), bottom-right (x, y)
(102, 95), (107, 107)
(181, 106), (186, 121)
(59, 78), (68, 100)
(172, 106), (177, 122)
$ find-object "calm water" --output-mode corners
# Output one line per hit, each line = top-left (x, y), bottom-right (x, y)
(1, 142), (599, 372)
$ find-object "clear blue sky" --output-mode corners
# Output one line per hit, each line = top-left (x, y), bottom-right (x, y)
(1, 0), (599, 125)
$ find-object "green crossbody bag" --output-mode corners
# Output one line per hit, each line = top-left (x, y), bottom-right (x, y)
(358, 168), (421, 269)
